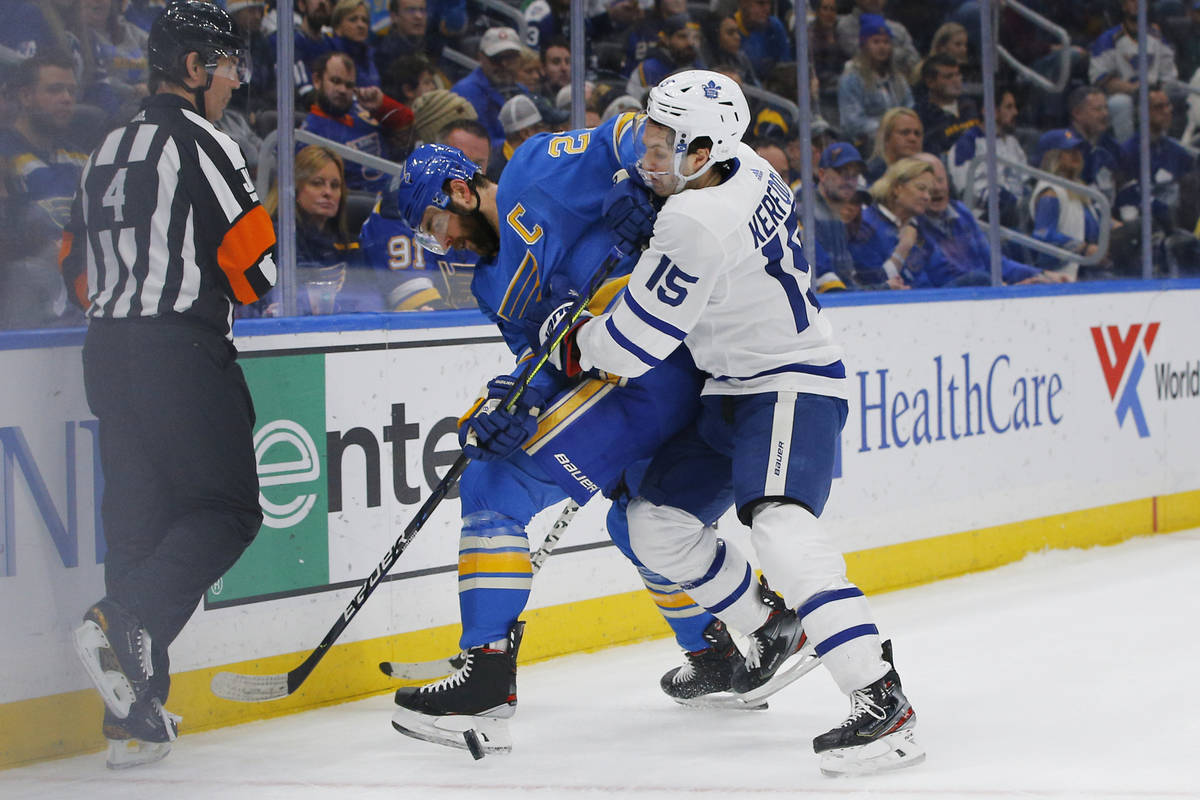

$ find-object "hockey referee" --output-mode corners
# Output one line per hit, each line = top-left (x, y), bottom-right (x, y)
(58, 2), (276, 769)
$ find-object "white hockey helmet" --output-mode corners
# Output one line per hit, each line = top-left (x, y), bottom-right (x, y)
(638, 69), (751, 192)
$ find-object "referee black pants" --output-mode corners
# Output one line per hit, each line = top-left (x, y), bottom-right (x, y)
(83, 318), (263, 702)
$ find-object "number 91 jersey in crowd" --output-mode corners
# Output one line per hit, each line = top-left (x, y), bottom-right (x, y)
(575, 144), (848, 400)
(358, 204), (480, 310)
(471, 111), (643, 357)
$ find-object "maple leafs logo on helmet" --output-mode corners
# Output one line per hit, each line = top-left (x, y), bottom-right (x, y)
(702, 80), (721, 99)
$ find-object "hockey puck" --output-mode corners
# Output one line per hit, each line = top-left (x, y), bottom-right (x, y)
(463, 729), (485, 760)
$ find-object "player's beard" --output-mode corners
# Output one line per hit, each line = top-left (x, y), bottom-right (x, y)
(450, 204), (500, 260)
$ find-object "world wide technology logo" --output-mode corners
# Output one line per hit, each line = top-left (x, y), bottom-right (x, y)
(1090, 323), (1159, 438)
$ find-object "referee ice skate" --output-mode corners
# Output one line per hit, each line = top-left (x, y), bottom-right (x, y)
(58, 1), (277, 770)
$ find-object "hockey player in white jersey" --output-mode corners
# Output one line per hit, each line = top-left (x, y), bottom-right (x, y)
(532, 70), (925, 776)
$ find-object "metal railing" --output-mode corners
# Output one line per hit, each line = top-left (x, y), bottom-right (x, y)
(966, 154), (1113, 266)
(471, 0), (530, 45)
(995, 0), (1072, 93)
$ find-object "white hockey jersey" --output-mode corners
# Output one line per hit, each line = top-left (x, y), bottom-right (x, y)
(575, 144), (847, 399)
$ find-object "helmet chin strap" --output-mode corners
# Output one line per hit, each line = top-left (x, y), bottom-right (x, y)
(193, 68), (215, 119)
(666, 130), (717, 194)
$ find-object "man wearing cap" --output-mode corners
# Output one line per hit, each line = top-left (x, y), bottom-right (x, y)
(452, 26), (528, 146)
(1031, 128), (1100, 279)
(301, 51), (415, 192)
(812, 142), (867, 290)
(625, 12), (702, 100)
(489, 94), (547, 180)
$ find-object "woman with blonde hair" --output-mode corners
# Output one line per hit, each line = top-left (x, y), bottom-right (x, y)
(837, 13), (913, 147)
(1030, 129), (1101, 280)
(326, 0), (381, 88)
(911, 22), (969, 86)
(260, 146), (364, 314)
(848, 157), (938, 288)
(864, 107), (923, 182)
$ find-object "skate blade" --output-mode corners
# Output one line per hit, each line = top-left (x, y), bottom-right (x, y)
(391, 706), (512, 756)
(734, 650), (821, 707)
(819, 728), (926, 777)
(73, 621), (136, 719)
(671, 694), (769, 711)
(105, 738), (172, 770)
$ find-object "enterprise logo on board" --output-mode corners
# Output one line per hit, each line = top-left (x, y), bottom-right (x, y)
(1090, 323), (1158, 438)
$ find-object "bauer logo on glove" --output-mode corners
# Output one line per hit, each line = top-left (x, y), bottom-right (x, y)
(458, 376), (545, 461)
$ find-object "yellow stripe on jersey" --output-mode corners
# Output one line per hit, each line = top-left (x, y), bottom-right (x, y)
(524, 379), (615, 455)
(497, 250), (539, 320)
(588, 275), (631, 315)
(459, 550), (532, 577)
(648, 588), (700, 610)
(611, 111), (640, 152)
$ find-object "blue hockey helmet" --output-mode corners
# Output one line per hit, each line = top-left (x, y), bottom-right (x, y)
(386, 143), (481, 230)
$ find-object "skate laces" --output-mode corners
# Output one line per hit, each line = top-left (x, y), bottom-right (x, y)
(152, 700), (180, 742)
(744, 632), (765, 670)
(841, 687), (886, 727)
(420, 652), (476, 693)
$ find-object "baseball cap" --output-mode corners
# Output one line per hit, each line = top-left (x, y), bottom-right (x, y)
(480, 27), (522, 58)
(859, 13), (891, 42)
(819, 142), (865, 169)
(500, 94), (542, 135)
(1036, 128), (1087, 154)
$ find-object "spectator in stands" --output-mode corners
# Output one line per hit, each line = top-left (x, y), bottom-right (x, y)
(809, 0), (848, 91)
(625, 12), (703, 101)
(836, 0), (919, 79)
(0, 53), (88, 328)
(751, 136), (791, 181)
(301, 51), (414, 193)
(226, 0), (275, 114)
(864, 106), (922, 183)
(734, 0), (790, 80)
(1089, 0), (1179, 142)
(326, 0), (381, 89)
(911, 22), (971, 91)
(950, 84), (1029, 228)
(83, 0), (150, 122)
(812, 141), (868, 290)
(523, 0), (633, 53)
(1115, 87), (1198, 254)
(540, 38), (572, 98)
(513, 47), (546, 96)
(411, 88), (477, 144)
(701, 12), (758, 86)
(452, 26), (525, 146)
(624, 0), (687, 73)
(123, 0), (165, 33)
(382, 53), (438, 108)
(914, 53), (980, 157)
(1031, 129), (1102, 280)
(271, 0), (334, 101)
(849, 156), (936, 288)
(257, 145), (364, 315)
(490, 94), (546, 180)
(913, 153), (1062, 287)
(440, 118), (492, 173)
(1065, 84), (1122, 202)
(374, 0), (435, 75)
(838, 15), (913, 149)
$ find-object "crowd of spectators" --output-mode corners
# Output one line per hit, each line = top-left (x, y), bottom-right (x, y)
(3, 0), (1200, 329)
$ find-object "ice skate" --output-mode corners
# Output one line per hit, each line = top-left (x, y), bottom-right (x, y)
(73, 600), (154, 719)
(102, 699), (180, 769)
(814, 640), (925, 777)
(729, 584), (819, 705)
(391, 622), (523, 758)
(660, 619), (767, 710)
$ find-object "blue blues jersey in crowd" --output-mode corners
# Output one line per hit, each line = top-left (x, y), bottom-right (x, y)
(300, 104), (393, 193)
(359, 207), (479, 310)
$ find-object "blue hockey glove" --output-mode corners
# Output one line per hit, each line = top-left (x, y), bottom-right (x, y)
(603, 174), (659, 256)
(458, 376), (545, 461)
(522, 276), (591, 377)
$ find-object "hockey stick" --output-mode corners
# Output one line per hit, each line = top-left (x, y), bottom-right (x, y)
(211, 246), (627, 703)
(379, 499), (581, 680)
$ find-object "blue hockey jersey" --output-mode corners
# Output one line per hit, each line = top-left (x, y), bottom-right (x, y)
(359, 207), (480, 310)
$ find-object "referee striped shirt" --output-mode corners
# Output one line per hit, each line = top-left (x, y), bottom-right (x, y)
(59, 94), (277, 339)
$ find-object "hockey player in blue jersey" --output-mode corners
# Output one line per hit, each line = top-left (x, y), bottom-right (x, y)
(533, 70), (924, 776)
(386, 114), (789, 754)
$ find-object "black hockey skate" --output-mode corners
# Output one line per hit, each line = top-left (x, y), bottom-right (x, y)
(660, 619), (768, 710)
(73, 600), (154, 720)
(813, 640), (925, 777)
(729, 583), (819, 705)
(392, 622), (524, 759)
(102, 698), (180, 769)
